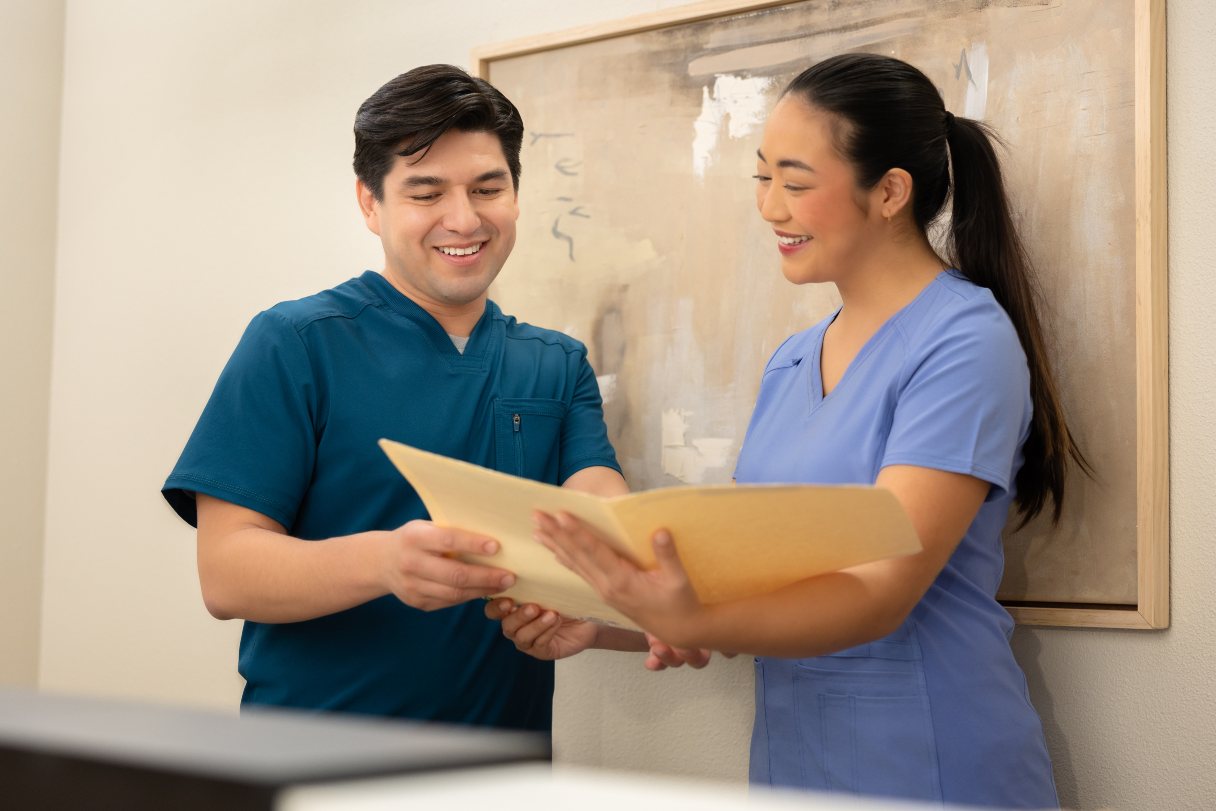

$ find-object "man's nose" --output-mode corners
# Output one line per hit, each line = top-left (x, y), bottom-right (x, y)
(440, 192), (480, 233)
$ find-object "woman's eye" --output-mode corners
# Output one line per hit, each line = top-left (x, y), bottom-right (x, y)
(752, 174), (771, 183)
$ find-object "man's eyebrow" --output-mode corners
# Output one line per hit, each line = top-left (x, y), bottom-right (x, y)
(755, 149), (815, 173)
(403, 175), (444, 188)
(474, 169), (509, 184)
(401, 169), (509, 189)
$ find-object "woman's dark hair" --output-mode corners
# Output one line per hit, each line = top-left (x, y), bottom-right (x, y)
(783, 52), (1089, 525)
(353, 64), (524, 200)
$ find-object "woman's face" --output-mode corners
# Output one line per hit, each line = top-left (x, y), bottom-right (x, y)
(754, 96), (882, 286)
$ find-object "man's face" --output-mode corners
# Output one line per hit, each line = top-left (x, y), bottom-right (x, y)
(358, 129), (519, 315)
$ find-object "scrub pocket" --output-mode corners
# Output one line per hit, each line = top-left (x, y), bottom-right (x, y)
(793, 654), (942, 801)
(493, 398), (567, 482)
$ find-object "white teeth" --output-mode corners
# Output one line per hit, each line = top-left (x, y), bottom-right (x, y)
(438, 243), (483, 256)
(777, 235), (810, 246)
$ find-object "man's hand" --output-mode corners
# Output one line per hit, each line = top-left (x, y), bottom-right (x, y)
(382, 520), (516, 611)
(643, 633), (714, 671)
(485, 599), (599, 660)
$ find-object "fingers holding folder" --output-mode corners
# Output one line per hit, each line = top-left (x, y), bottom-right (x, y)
(531, 510), (721, 671)
(532, 510), (703, 646)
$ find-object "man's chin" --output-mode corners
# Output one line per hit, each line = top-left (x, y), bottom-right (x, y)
(433, 277), (500, 308)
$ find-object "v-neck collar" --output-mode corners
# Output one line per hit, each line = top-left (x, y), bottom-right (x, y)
(807, 270), (948, 412)
(357, 270), (498, 365)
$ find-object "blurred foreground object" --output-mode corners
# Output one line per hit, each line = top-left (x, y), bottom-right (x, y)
(0, 688), (548, 810)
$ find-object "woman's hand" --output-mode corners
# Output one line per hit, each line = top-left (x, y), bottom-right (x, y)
(485, 598), (599, 661)
(532, 510), (706, 647)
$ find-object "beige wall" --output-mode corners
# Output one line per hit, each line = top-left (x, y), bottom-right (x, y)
(23, 0), (1216, 809)
(0, 0), (64, 688)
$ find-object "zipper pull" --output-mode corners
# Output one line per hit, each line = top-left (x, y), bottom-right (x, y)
(513, 413), (521, 432)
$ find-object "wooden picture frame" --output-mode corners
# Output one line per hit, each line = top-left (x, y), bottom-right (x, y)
(475, 0), (1168, 629)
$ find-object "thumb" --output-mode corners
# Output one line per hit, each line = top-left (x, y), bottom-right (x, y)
(651, 530), (687, 579)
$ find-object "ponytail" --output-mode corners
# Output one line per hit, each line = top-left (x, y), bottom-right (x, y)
(945, 117), (1091, 524)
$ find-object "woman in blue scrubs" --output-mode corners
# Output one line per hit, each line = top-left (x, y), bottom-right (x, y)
(508, 54), (1091, 808)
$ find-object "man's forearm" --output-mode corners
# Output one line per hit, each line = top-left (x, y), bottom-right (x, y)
(592, 625), (649, 652)
(198, 524), (391, 624)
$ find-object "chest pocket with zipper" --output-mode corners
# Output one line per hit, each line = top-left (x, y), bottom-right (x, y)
(493, 398), (567, 483)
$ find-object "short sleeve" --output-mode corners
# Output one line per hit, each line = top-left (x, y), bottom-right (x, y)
(161, 310), (319, 528)
(556, 351), (621, 483)
(881, 307), (1031, 499)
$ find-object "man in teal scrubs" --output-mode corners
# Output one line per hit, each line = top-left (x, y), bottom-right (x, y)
(162, 65), (627, 731)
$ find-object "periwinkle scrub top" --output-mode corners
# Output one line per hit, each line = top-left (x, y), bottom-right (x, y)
(735, 270), (1057, 808)
(162, 270), (620, 730)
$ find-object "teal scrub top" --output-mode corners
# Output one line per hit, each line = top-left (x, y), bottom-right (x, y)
(163, 271), (620, 731)
(735, 271), (1057, 807)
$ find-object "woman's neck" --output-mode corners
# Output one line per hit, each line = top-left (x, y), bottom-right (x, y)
(832, 237), (946, 331)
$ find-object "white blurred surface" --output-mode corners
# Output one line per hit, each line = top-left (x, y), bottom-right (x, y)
(278, 764), (960, 811)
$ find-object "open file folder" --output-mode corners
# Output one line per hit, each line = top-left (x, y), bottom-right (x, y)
(380, 439), (922, 630)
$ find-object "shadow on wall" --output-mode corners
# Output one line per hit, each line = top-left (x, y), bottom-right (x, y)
(1011, 627), (1077, 808)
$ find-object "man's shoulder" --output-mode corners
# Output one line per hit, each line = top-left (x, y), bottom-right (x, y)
(493, 305), (588, 357)
(262, 274), (380, 331)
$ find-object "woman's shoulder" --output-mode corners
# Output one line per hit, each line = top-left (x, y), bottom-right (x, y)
(892, 271), (1030, 396)
(900, 270), (1022, 353)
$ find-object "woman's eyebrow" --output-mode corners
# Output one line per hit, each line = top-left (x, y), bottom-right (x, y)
(755, 150), (815, 173)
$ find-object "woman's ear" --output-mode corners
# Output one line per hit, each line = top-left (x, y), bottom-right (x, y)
(875, 167), (914, 221)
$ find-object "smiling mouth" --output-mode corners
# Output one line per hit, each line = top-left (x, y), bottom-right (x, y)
(777, 235), (810, 246)
(436, 242), (485, 256)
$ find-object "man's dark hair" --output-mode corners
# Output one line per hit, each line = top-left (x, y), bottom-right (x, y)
(353, 64), (524, 200)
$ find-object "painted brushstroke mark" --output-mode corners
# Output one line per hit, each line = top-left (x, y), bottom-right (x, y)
(530, 131), (574, 146)
(954, 48), (977, 88)
(661, 408), (733, 484)
(596, 373), (617, 405)
(551, 217), (575, 261)
(688, 18), (922, 76)
(552, 197), (590, 261)
(692, 74), (774, 180)
(527, 131), (589, 261)
(592, 297), (630, 440)
(961, 43), (989, 120)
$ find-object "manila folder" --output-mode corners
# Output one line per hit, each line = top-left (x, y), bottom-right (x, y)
(379, 439), (921, 630)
